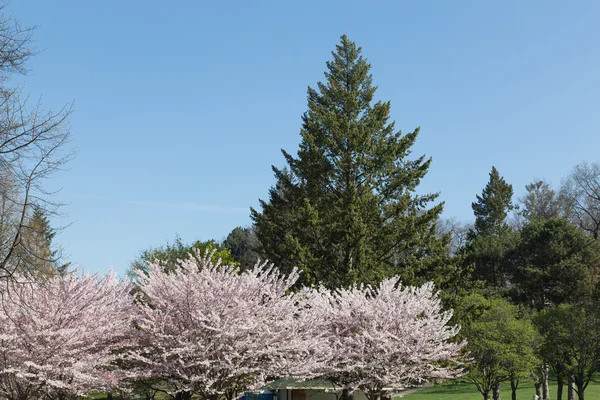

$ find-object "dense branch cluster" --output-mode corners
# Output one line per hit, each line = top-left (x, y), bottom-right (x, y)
(130, 256), (326, 400)
(0, 4), (73, 280)
(0, 273), (133, 400)
(0, 254), (462, 400)
(306, 279), (463, 400)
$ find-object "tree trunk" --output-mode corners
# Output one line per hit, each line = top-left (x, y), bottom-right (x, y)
(225, 390), (237, 400)
(482, 391), (490, 400)
(542, 364), (550, 400)
(340, 388), (352, 400)
(175, 392), (193, 400)
(510, 379), (518, 400)
(576, 382), (585, 400)
(493, 383), (501, 400)
(557, 378), (564, 400)
(536, 382), (542, 400)
(107, 393), (113, 400)
(568, 376), (575, 400)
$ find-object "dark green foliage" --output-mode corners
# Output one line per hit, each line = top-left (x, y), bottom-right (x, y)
(222, 226), (260, 270)
(127, 235), (236, 279)
(464, 167), (516, 289)
(470, 167), (514, 238)
(508, 218), (600, 309)
(23, 207), (68, 277)
(251, 35), (451, 289)
(464, 231), (518, 291)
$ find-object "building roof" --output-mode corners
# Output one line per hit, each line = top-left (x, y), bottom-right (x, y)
(266, 379), (337, 391)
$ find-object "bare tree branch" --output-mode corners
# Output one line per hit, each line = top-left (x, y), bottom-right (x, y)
(560, 162), (600, 240)
(0, 3), (74, 280)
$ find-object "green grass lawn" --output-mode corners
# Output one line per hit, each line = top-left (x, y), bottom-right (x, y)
(92, 380), (600, 400)
(399, 380), (600, 400)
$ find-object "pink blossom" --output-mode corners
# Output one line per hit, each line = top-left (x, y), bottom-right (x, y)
(306, 278), (464, 400)
(0, 272), (134, 400)
(132, 254), (327, 400)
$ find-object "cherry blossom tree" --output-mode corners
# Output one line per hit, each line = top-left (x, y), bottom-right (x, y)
(306, 278), (464, 400)
(131, 254), (327, 400)
(0, 272), (134, 400)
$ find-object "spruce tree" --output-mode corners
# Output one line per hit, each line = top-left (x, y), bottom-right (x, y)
(23, 207), (63, 276)
(471, 166), (515, 237)
(251, 36), (451, 289)
(465, 166), (517, 288)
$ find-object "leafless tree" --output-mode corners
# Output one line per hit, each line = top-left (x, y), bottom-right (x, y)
(560, 162), (600, 240)
(0, 4), (73, 280)
(519, 179), (563, 222)
(437, 217), (472, 255)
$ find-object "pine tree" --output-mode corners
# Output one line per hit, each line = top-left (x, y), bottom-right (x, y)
(251, 36), (451, 289)
(22, 207), (65, 277)
(465, 166), (517, 288)
(471, 166), (515, 237)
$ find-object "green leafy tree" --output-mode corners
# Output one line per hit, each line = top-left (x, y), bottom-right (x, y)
(508, 218), (600, 309)
(535, 304), (600, 400)
(534, 309), (569, 400)
(507, 217), (600, 400)
(465, 167), (517, 289)
(251, 35), (451, 289)
(456, 294), (538, 400)
(127, 235), (237, 279)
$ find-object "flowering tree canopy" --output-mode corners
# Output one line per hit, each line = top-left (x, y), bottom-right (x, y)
(0, 272), (133, 400)
(306, 278), (463, 400)
(132, 254), (326, 400)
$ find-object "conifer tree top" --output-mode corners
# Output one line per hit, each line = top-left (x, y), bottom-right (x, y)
(471, 166), (514, 236)
(317, 35), (376, 117)
(252, 35), (450, 289)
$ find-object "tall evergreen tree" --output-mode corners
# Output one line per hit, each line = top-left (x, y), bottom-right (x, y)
(470, 166), (515, 237)
(22, 207), (66, 277)
(251, 36), (451, 289)
(465, 167), (516, 288)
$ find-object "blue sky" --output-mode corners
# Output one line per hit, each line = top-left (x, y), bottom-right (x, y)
(7, 1), (600, 276)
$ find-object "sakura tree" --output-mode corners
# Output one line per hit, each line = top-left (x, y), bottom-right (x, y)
(306, 278), (464, 400)
(0, 272), (134, 400)
(131, 253), (327, 400)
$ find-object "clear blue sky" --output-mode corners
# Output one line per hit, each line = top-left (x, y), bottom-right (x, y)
(8, 1), (600, 277)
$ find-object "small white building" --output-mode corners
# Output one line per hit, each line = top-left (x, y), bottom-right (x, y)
(243, 378), (426, 400)
(264, 379), (383, 400)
